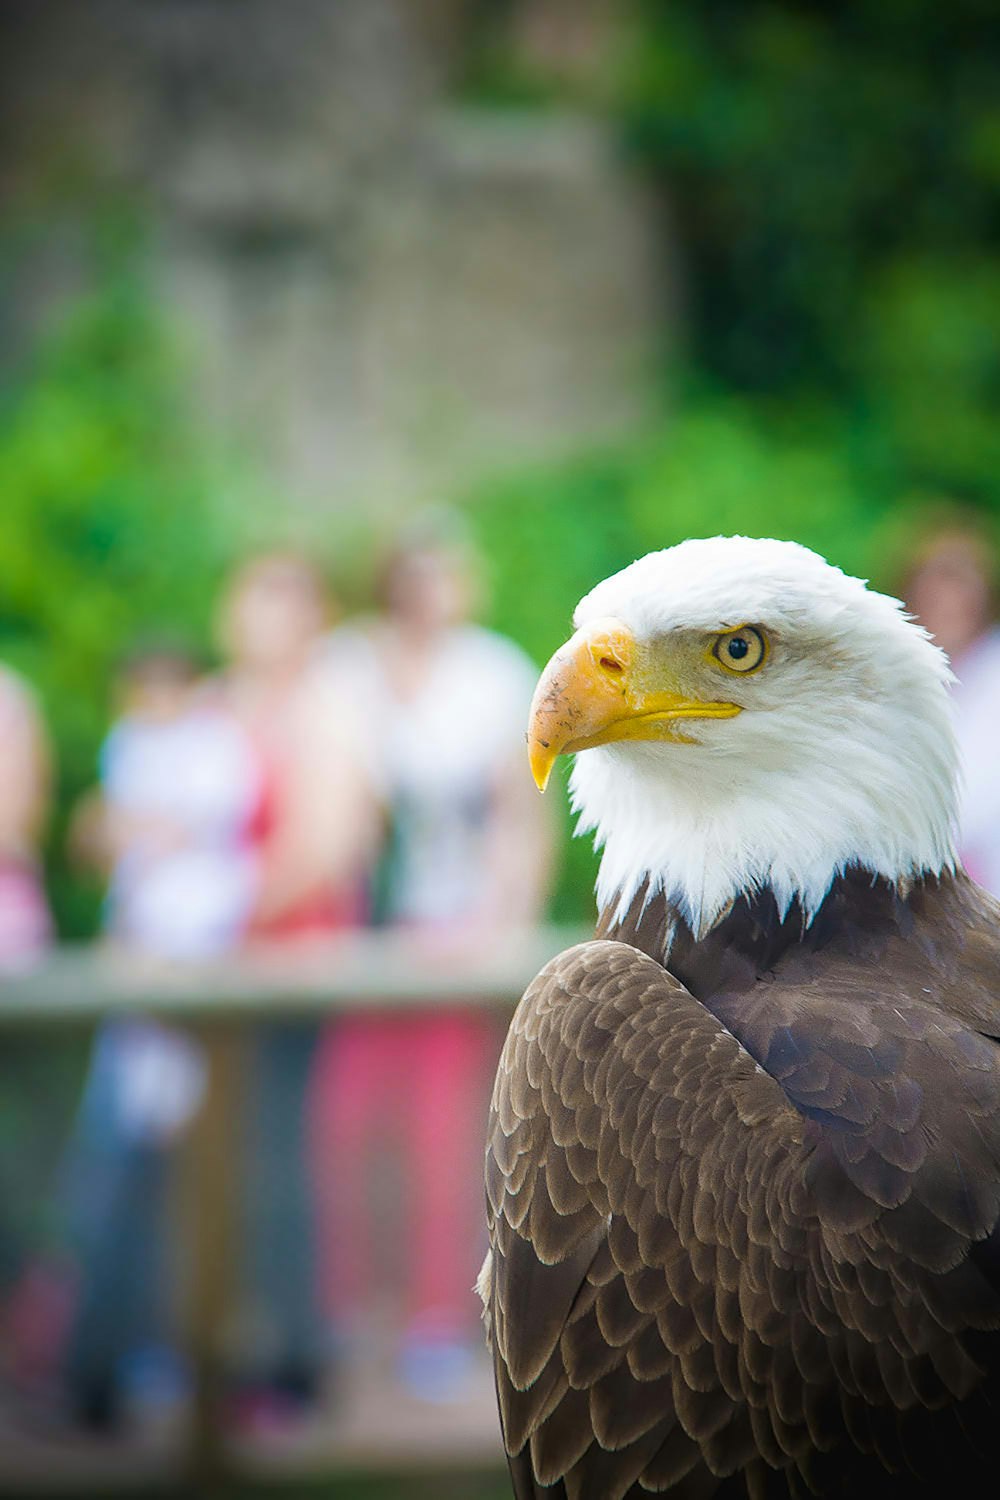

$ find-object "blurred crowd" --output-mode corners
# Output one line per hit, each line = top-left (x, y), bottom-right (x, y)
(0, 521), (553, 1436)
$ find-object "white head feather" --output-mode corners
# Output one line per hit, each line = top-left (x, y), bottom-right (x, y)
(567, 536), (958, 938)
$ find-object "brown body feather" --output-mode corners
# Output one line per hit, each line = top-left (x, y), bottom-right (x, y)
(484, 870), (1000, 1499)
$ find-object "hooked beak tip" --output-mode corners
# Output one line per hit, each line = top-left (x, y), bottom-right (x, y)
(528, 736), (556, 793)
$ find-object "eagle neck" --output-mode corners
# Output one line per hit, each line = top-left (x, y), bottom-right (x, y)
(597, 868), (932, 1002)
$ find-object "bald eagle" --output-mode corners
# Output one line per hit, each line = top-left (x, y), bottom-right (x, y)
(481, 537), (1000, 1500)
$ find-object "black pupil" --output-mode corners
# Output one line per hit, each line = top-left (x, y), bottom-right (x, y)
(727, 636), (750, 660)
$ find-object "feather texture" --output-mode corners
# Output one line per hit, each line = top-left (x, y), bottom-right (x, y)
(485, 872), (1000, 1499)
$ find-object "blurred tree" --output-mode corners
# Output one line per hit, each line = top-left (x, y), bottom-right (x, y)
(621, 0), (1000, 495)
(0, 267), (228, 935)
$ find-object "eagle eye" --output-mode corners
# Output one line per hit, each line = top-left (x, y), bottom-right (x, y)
(712, 626), (767, 674)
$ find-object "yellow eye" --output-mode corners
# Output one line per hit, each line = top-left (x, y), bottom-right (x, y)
(712, 626), (767, 674)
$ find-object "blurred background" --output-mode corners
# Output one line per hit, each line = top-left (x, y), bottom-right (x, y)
(1, 2), (1000, 1497)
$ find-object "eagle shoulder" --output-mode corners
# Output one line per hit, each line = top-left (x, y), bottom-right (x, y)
(485, 935), (1000, 1500)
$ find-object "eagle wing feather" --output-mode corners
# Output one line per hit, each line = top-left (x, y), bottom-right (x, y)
(485, 938), (1000, 1499)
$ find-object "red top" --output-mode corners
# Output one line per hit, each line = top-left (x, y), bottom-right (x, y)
(245, 748), (366, 939)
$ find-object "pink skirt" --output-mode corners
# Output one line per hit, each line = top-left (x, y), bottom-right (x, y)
(0, 861), (52, 971)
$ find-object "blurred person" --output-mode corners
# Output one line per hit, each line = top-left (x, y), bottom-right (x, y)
(308, 520), (554, 1399)
(0, 662), (55, 1390)
(903, 518), (1000, 895)
(100, 643), (260, 957)
(60, 643), (259, 1430)
(0, 662), (52, 968)
(213, 553), (377, 1425)
(215, 553), (375, 942)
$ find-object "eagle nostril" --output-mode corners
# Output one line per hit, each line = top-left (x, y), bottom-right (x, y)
(599, 656), (624, 674)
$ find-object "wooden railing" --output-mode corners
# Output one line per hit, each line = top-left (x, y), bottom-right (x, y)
(0, 927), (586, 1494)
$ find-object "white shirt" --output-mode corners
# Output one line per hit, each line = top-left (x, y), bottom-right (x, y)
(102, 705), (260, 958)
(953, 628), (1000, 898)
(324, 623), (537, 925)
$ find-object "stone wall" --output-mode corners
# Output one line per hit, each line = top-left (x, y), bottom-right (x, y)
(0, 0), (662, 516)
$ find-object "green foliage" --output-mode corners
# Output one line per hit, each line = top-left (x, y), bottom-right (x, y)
(0, 275), (229, 935)
(616, 1), (1000, 492)
(621, 1), (1000, 407)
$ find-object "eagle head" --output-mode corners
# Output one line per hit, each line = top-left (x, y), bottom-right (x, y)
(528, 536), (959, 937)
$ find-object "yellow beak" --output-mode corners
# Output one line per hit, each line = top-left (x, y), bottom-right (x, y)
(527, 617), (742, 791)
